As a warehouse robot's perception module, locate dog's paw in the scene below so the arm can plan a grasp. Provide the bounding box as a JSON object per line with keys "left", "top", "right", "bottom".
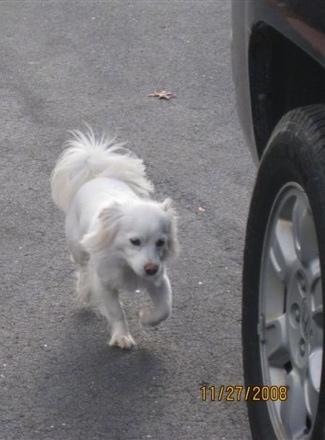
{"left": 108, "top": 333, "right": 136, "bottom": 349}
{"left": 139, "top": 309, "right": 154, "bottom": 327}
{"left": 139, "top": 308, "right": 169, "bottom": 327}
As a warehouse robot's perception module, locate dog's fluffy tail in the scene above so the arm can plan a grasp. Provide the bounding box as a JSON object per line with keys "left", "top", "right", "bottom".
{"left": 51, "top": 128, "right": 154, "bottom": 213}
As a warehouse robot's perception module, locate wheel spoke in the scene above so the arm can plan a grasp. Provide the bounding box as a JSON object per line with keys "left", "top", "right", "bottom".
{"left": 305, "top": 349, "right": 322, "bottom": 420}
{"left": 292, "top": 192, "right": 318, "bottom": 265}
{"left": 269, "top": 228, "right": 294, "bottom": 284}
{"left": 312, "top": 303, "right": 323, "bottom": 330}
{"left": 311, "top": 263, "right": 323, "bottom": 329}
{"left": 310, "top": 303, "right": 323, "bottom": 355}
{"left": 280, "top": 369, "right": 307, "bottom": 437}
{"left": 310, "top": 265, "right": 323, "bottom": 349}
{"left": 264, "top": 314, "right": 290, "bottom": 367}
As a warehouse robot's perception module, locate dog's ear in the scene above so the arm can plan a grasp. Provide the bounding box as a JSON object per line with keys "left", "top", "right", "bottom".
{"left": 161, "top": 198, "right": 180, "bottom": 258}
{"left": 162, "top": 197, "right": 176, "bottom": 215}
{"left": 80, "top": 203, "right": 122, "bottom": 254}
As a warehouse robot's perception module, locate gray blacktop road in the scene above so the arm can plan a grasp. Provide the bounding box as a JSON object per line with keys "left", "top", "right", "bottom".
{"left": 0, "top": 2, "right": 256, "bottom": 440}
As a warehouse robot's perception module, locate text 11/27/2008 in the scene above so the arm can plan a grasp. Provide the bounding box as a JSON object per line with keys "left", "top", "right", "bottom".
{"left": 200, "top": 384, "right": 288, "bottom": 402}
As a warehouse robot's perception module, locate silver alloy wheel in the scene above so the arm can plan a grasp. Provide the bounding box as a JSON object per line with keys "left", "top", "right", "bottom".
{"left": 259, "top": 182, "right": 323, "bottom": 439}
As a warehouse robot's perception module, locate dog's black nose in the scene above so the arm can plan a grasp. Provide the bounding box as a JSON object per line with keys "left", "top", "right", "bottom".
{"left": 144, "top": 263, "right": 159, "bottom": 276}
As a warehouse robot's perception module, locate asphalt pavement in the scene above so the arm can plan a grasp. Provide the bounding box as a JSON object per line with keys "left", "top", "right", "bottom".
{"left": 0, "top": 2, "right": 256, "bottom": 439}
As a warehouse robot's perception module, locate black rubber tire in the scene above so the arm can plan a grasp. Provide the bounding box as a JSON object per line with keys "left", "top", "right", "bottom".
{"left": 243, "top": 105, "right": 325, "bottom": 440}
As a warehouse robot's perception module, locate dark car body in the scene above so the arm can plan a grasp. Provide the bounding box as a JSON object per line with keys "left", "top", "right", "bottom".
{"left": 232, "top": 0, "right": 325, "bottom": 164}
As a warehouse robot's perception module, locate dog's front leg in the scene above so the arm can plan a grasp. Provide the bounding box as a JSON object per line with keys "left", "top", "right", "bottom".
{"left": 95, "top": 280, "right": 135, "bottom": 349}
{"left": 140, "top": 275, "right": 172, "bottom": 327}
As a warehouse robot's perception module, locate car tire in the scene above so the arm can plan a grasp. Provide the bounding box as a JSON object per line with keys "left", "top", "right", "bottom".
{"left": 243, "top": 105, "right": 325, "bottom": 440}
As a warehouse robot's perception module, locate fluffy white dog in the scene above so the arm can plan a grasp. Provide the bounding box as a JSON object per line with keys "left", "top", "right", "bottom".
{"left": 51, "top": 129, "right": 178, "bottom": 348}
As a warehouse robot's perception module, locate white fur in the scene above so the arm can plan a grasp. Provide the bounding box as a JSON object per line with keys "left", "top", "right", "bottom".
{"left": 51, "top": 129, "right": 179, "bottom": 349}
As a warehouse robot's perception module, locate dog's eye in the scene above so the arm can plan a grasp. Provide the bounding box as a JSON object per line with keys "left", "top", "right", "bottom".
{"left": 156, "top": 239, "right": 165, "bottom": 247}
{"left": 130, "top": 238, "right": 141, "bottom": 246}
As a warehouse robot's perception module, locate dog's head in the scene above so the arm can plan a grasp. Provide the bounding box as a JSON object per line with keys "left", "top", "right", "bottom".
{"left": 81, "top": 198, "right": 179, "bottom": 280}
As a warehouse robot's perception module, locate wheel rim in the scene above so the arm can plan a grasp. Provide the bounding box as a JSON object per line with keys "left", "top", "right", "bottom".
{"left": 259, "top": 182, "right": 323, "bottom": 439}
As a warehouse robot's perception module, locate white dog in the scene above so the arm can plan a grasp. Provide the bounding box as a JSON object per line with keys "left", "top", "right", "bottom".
{"left": 51, "top": 129, "right": 178, "bottom": 349}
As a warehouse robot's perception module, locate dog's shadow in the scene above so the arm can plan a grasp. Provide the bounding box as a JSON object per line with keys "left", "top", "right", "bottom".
{"left": 38, "top": 308, "right": 169, "bottom": 438}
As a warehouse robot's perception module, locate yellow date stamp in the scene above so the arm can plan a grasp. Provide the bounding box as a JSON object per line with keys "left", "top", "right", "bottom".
{"left": 200, "top": 384, "right": 288, "bottom": 402}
